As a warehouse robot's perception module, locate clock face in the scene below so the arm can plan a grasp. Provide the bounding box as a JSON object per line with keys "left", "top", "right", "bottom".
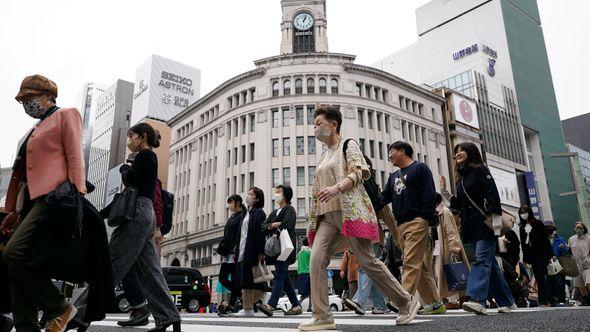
{"left": 294, "top": 13, "right": 314, "bottom": 30}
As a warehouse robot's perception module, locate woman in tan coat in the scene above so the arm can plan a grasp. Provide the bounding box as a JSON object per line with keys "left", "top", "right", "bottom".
{"left": 434, "top": 193, "right": 469, "bottom": 302}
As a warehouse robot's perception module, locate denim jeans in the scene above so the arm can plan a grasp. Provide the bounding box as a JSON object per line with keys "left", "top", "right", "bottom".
{"left": 268, "top": 260, "right": 299, "bottom": 308}
{"left": 466, "top": 238, "right": 514, "bottom": 307}
{"left": 121, "top": 266, "right": 147, "bottom": 308}
{"left": 73, "top": 197, "right": 180, "bottom": 327}
{"left": 352, "top": 269, "right": 387, "bottom": 310}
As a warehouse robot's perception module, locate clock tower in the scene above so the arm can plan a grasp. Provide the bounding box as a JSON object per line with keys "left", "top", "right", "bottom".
{"left": 280, "top": 0, "right": 328, "bottom": 54}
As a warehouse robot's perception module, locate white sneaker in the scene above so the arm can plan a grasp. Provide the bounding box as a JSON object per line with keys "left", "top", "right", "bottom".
{"left": 498, "top": 303, "right": 518, "bottom": 313}
{"left": 235, "top": 309, "right": 256, "bottom": 317}
{"left": 462, "top": 301, "right": 487, "bottom": 315}
{"left": 297, "top": 318, "right": 336, "bottom": 331}
{"left": 396, "top": 296, "right": 421, "bottom": 326}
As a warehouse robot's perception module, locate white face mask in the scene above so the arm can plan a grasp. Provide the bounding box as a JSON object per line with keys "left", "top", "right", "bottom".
{"left": 520, "top": 213, "right": 529, "bottom": 221}
{"left": 314, "top": 127, "right": 331, "bottom": 142}
{"left": 272, "top": 193, "right": 283, "bottom": 203}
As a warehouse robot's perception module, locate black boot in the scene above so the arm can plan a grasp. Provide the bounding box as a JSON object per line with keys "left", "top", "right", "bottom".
{"left": 147, "top": 321, "right": 181, "bottom": 332}
{"left": 117, "top": 305, "right": 151, "bottom": 327}
{"left": 0, "top": 314, "right": 13, "bottom": 332}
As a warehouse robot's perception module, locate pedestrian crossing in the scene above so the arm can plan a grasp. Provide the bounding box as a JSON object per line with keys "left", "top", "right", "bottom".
{"left": 89, "top": 307, "right": 583, "bottom": 331}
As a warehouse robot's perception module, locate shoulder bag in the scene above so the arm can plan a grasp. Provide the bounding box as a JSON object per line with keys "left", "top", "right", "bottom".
{"left": 107, "top": 186, "right": 138, "bottom": 227}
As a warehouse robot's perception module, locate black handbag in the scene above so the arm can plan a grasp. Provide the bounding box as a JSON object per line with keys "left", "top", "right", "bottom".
{"left": 45, "top": 180, "right": 83, "bottom": 237}
{"left": 107, "top": 186, "right": 138, "bottom": 227}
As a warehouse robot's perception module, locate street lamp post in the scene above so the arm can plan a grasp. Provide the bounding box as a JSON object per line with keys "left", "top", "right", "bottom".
{"left": 550, "top": 152, "right": 590, "bottom": 226}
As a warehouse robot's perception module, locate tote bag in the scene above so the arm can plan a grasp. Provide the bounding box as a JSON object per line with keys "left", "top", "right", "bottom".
{"left": 443, "top": 257, "right": 469, "bottom": 292}
{"left": 252, "top": 262, "right": 274, "bottom": 284}
{"left": 277, "top": 229, "right": 294, "bottom": 261}
{"left": 547, "top": 258, "right": 563, "bottom": 276}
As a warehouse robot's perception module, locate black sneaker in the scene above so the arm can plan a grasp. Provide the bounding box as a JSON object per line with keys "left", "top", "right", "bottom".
{"left": 343, "top": 298, "right": 365, "bottom": 315}
{"left": 386, "top": 301, "right": 399, "bottom": 313}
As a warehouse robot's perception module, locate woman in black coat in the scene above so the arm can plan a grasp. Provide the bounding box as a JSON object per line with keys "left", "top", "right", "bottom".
{"left": 217, "top": 195, "right": 246, "bottom": 316}
{"left": 518, "top": 205, "right": 555, "bottom": 306}
{"left": 257, "top": 185, "right": 302, "bottom": 317}
{"left": 234, "top": 187, "right": 267, "bottom": 317}
{"left": 440, "top": 142, "right": 515, "bottom": 315}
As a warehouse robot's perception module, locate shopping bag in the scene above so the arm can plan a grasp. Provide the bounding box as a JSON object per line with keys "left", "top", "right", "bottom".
{"left": 252, "top": 262, "right": 274, "bottom": 284}
{"left": 547, "top": 258, "right": 563, "bottom": 276}
{"left": 558, "top": 256, "right": 580, "bottom": 277}
{"left": 265, "top": 233, "right": 281, "bottom": 257}
{"left": 443, "top": 258, "right": 469, "bottom": 292}
{"left": 277, "top": 229, "right": 294, "bottom": 261}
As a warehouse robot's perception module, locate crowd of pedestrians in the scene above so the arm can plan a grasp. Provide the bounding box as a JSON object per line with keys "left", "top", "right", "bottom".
{"left": 1, "top": 77, "right": 589, "bottom": 332}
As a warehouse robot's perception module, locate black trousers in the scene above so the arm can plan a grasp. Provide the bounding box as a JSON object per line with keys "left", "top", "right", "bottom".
{"left": 219, "top": 263, "right": 240, "bottom": 306}
{"left": 547, "top": 273, "right": 566, "bottom": 303}
{"left": 531, "top": 261, "right": 556, "bottom": 305}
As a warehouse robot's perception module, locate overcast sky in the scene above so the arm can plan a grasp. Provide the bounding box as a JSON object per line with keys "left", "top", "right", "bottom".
{"left": 0, "top": 0, "right": 588, "bottom": 167}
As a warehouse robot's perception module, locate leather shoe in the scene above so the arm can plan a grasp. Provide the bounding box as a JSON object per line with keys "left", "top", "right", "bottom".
{"left": 117, "top": 305, "right": 151, "bottom": 327}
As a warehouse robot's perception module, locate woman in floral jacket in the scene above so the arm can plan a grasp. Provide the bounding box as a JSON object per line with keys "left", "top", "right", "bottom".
{"left": 298, "top": 105, "right": 418, "bottom": 331}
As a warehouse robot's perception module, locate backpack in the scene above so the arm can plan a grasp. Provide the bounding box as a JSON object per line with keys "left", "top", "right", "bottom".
{"left": 342, "top": 139, "right": 385, "bottom": 213}
{"left": 160, "top": 188, "right": 174, "bottom": 236}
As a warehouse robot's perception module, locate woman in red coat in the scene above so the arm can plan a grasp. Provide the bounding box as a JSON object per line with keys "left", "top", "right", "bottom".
{"left": 1, "top": 75, "right": 86, "bottom": 332}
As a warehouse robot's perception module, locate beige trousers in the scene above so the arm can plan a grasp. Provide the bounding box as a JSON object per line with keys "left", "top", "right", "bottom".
{"left": 310, "top": 211, "right": 412, "bottom": 321}
{"left": 242, "top": 289, "right": 264, "bottom": 310}
{"left": 398, "top": 218, "right": 440, "bottom": 304}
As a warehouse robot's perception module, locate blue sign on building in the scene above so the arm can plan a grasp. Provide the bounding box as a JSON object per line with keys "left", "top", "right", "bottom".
{"left": 524, "top": 171, "right": 542, "bottom": 219}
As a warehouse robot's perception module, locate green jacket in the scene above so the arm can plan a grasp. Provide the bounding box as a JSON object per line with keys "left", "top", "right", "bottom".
{"left": 297, "top": 246, "right": 311, "bottom": 274}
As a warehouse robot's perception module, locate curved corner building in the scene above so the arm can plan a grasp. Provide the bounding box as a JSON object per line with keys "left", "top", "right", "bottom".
{"left": 163, "top": 0, "right": 449, "bottom": 301}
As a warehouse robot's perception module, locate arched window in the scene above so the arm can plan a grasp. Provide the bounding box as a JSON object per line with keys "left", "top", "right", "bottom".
{"left": 272, "top": 81, "right": 279, "bottom": 97}
{"left": 284, "top": 80, "right": 291, "bottom": 95}
{"left": 295, "top": 79, "right": 303, "bottom": 94}
{"left": 307, "top": 78, "right": 315, "bottom": 93}
{"left": 331, "top": 79, "right": 339, "bottom": 94}
{"left": 319, "top": 78, "right": 327, "bottom": 93}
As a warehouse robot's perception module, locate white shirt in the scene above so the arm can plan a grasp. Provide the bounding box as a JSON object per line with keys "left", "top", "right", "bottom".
{"left": 238, "top": 209, "right": 250, "bottom": 263}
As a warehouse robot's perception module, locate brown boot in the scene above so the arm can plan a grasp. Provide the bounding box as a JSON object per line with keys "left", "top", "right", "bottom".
{"left": 45, "top": 304, "right": 77, "bottom": 332}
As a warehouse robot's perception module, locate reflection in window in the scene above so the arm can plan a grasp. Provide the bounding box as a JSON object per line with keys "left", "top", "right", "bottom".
{"left": 307, "top": 78, "right": 315, "bottom": 93}
{"left": 331, "top": 79, "right": 338, "bottom": 94}
{"left": 295, "top": 79, "right": 303, "bottom": 94}
{"left": 272, "top": 82, "right": 279, "bottom": 97}
{"left": 284, "top": 80, "right": 291, "bottom": 95}
{"left": 319, "top": 78, "right": 327, "bottom": 93}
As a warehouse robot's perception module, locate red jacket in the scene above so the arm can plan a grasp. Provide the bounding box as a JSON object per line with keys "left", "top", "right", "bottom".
{"left": 5, "top": 108, "right": 86, "bottom": 212}
{"left": 154, "top": 180, "right": 163, "bottom": 228}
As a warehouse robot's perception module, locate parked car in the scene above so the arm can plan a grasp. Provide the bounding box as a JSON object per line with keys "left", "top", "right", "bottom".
{"left": 113, "top": 267, "right": 211, "bottom": 313}
{"left": 277, "top": 294, "right": 342, "bottom": 312}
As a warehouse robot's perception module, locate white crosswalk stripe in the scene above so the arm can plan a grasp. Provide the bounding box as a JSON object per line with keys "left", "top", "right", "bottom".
{"left": 91, "top": 307, "right": 571, "bottom": 331}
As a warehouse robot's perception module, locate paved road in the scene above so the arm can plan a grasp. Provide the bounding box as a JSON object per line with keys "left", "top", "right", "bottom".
{"left": 85, "top": 307, "right": 590, "bottom": 331}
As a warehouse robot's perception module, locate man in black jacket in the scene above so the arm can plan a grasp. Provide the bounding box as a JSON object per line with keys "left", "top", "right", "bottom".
{"left": 381, "top": 141, "right": 444, "bottom": 314}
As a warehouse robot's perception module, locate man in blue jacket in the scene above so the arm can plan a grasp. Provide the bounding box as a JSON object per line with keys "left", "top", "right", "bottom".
{"left": 545, "top": 220, "right": 567, "bottom": 304}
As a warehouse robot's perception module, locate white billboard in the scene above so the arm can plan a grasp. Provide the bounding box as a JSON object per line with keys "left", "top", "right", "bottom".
{"left": 489, "top": 166, "right": 520, "bottom": 208}
{"left": 452, "top": 93, "right": 479, "bottom": 129}
{"left": 105, "top": 164, "right": 124, "bottom": 207}
{"left": 131, "top": 54, "right": 201, "bottom": 125}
